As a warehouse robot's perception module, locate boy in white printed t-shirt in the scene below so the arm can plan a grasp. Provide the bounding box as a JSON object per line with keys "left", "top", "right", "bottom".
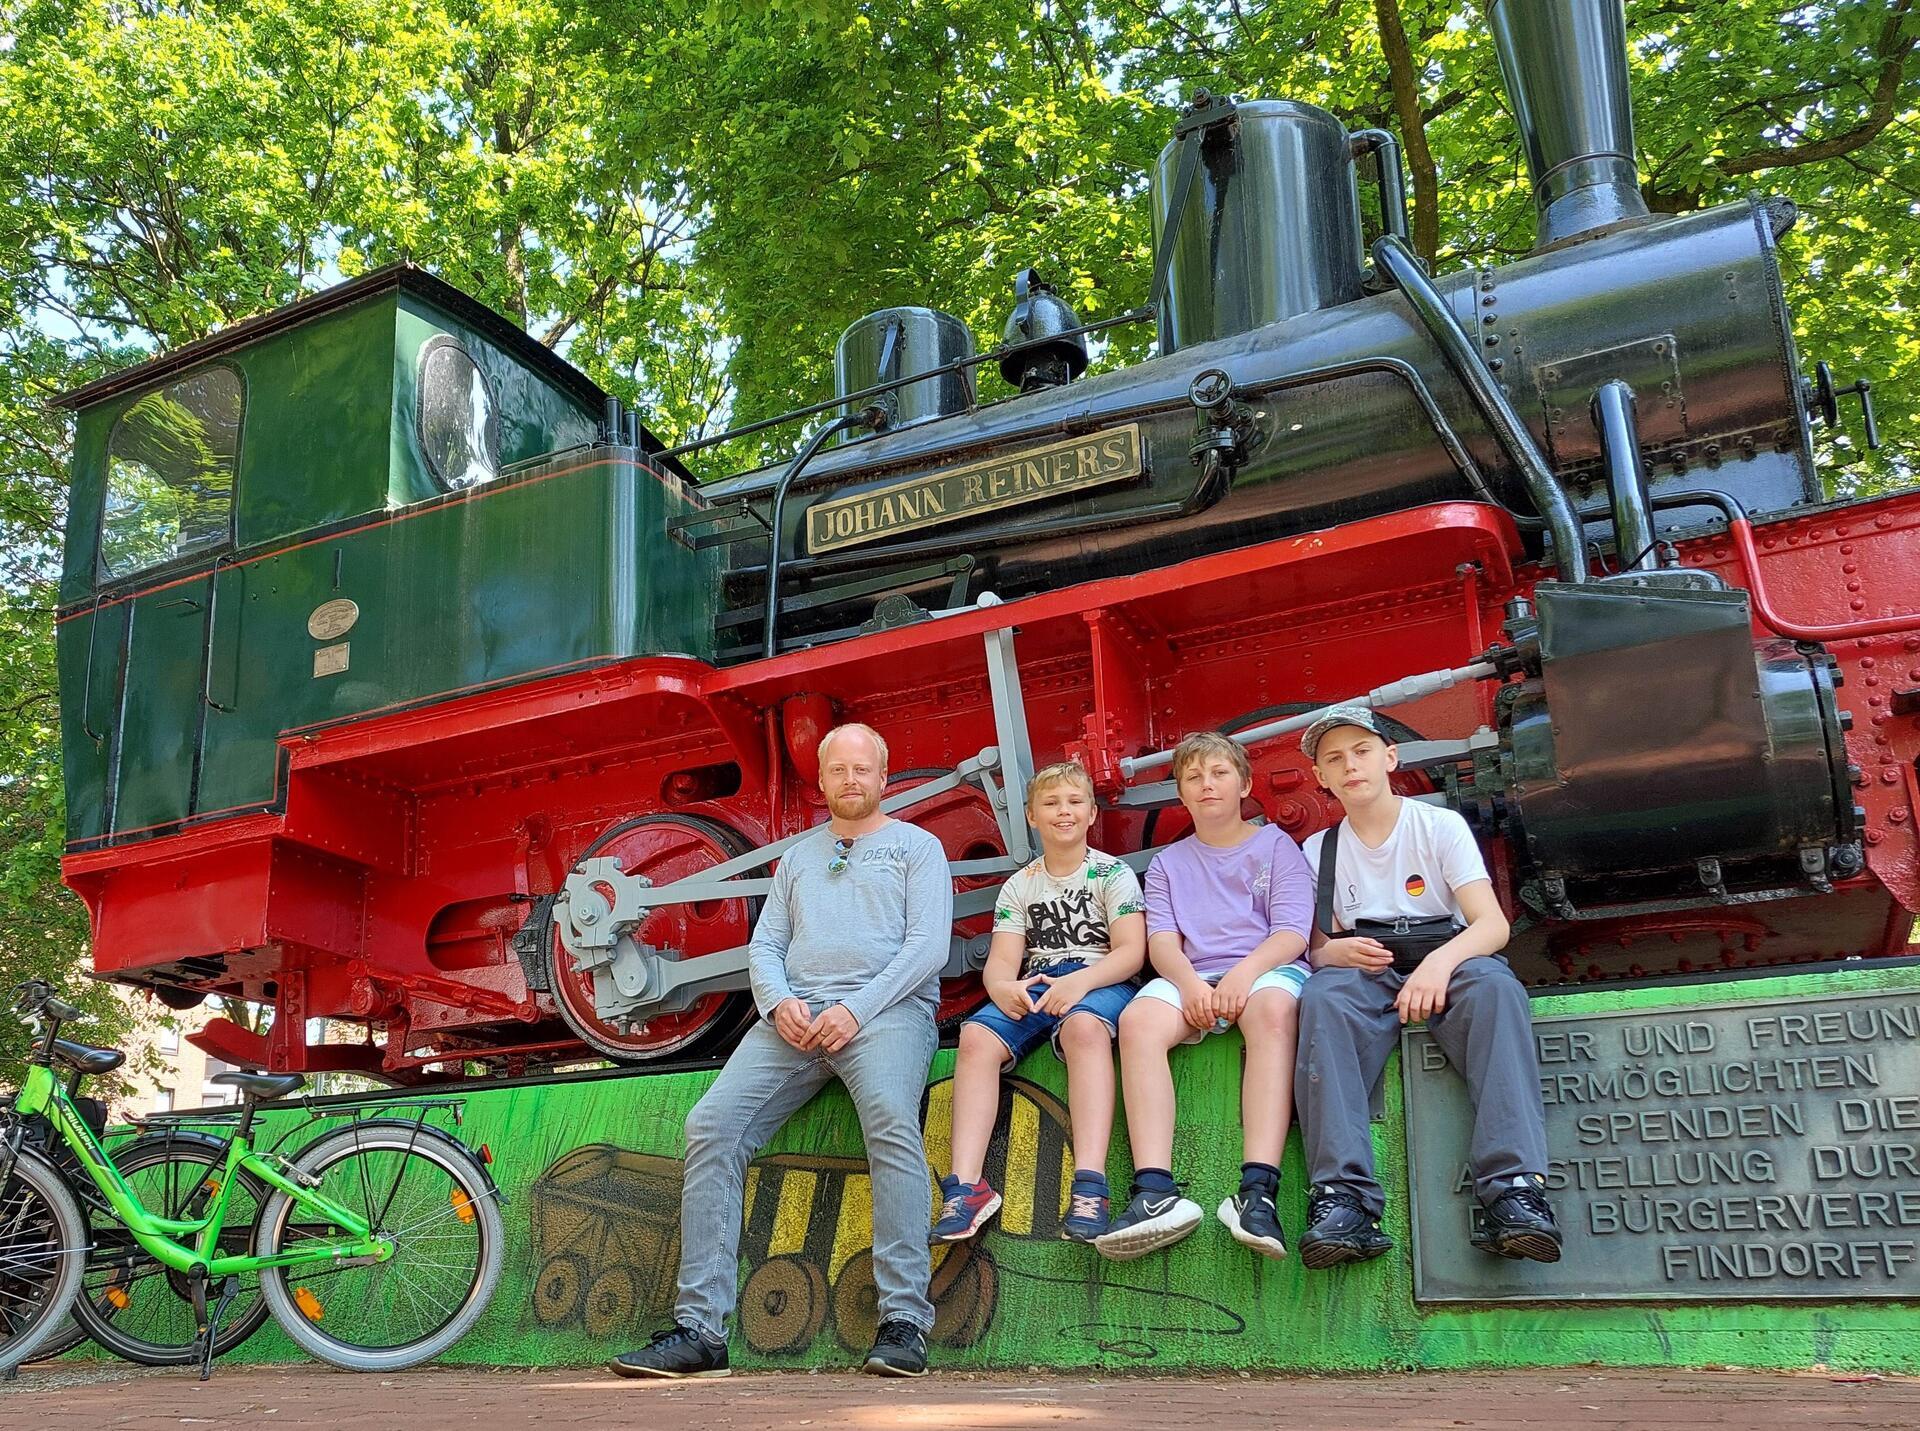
{"left": 1293, "top": 706, "right": 1561, "bottom": 1269}
{"left": 931, "top": 762, "right": 1147, "bottom": 1245}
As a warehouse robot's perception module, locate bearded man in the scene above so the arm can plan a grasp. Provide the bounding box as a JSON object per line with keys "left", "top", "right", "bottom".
{"left": 609, "top": 723, "right": 953, "bottom": 1380}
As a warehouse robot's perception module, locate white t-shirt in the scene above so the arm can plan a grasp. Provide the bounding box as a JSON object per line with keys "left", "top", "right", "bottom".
{"left": 1300, "top": 798, "right": 1489, "bottom": 931}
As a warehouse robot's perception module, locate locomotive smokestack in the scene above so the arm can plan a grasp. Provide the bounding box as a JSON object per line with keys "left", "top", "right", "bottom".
{"left": 1488, "top": 0, "right": 1651, "bottom": 250}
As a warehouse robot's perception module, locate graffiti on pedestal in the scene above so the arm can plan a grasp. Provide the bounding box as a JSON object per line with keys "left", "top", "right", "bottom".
{"left": 523, "top": 1073, "right": 1077, "bottom": 1353}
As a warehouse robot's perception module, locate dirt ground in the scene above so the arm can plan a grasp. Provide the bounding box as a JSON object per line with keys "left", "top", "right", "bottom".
{"left": 3, "top": 1362, "right": 1916, "bottom": 1430}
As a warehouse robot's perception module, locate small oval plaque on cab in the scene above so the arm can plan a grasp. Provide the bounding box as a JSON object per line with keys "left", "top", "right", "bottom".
{"left": 307, "top": 598, "right": 360, "bottom": 641}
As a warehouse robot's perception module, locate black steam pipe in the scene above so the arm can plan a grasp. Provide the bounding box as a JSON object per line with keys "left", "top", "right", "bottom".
{"left": 1370, "top": 233, "right": 1587, "bottom": 582}
{"left": 763, "top": 408, "right": 888, "bottom": 658}
{"left": 1349, "top": 129, "right": 1411, "bottom": 246}
{"left": 1591, "top": 380, "right": 1658, "bottom": 571}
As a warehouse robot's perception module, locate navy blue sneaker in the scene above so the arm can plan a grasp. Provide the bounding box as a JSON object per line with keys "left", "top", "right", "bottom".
{"left": 608, "top": 1324, "right": 729, "bottom": 1379}
{"left": 1092, "top": 1182, "right": 1201, "bottom": 1260}
{"left": 863, "top": 1318, "right": 929, "bottom": 1376}
{"left": 1299, "top": 1185, "right": 1394, "bottom": 1269}
{"left": 930, "top": 1174, "right": 1002, "bottom": 1243}
{"left": 1472, "top": 1175, "right": 1562, "bottom": 1262}
{"left": 1218, "top": 1179, "right": 1288, "bottom": 1261}
{"left": 1060, "top": 1175, "right": 1111, "bottom": 1243}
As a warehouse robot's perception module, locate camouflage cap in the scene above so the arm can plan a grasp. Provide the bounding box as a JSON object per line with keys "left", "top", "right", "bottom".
{"left": 1299, "top": 704, "right": 1387, "bottom": 759}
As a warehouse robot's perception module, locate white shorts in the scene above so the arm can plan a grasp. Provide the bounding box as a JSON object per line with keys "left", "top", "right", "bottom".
{"left": 1134, "top": 963, "right": 1311, "bottom": 1045}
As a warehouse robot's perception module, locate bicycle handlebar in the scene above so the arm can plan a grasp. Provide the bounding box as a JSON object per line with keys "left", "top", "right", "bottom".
{"left": 13, "top": 981, "right": 84, "bottom": 1024}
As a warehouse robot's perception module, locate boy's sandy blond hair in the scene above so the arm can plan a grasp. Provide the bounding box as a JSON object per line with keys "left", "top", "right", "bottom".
{"left": 1024, "top": 760, "right": 1097, "bottom": 811}
{"left": 1169, "top": 730, "right": 1252, "bottom": 786}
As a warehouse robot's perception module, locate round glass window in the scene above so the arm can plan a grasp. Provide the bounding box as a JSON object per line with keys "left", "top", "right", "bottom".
{"left": 417, "top": 337, "right": 501, "bottom": 490}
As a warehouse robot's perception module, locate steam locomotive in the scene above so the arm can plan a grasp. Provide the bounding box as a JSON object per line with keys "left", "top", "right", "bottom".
{"left": 53, "top": 0, "right": 1917, "bottom": 1081}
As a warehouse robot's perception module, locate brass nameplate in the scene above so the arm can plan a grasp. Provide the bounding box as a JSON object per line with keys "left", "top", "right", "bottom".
{"left": 805, "top": 423, "right": 1143, "bottom": 555}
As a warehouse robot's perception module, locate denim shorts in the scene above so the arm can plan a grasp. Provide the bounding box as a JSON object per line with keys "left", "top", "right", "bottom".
{"left": 964, "top": 961, "right": 1137, "bottom": 1063}
{"left": 1134, "top": 962, "right": 1311, "bottom": 1045}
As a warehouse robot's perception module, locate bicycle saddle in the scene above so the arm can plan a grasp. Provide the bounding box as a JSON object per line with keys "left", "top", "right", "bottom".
{"left": 209, "top": 1070, "right": 306, "bottom": 1100}
{"left": 51, "top": 1037, "right": 125, "bottom": 1076}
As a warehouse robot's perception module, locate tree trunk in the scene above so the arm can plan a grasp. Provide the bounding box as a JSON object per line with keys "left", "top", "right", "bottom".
{"left": 1373, "top": 0, "right": 1441, "bottom": 265}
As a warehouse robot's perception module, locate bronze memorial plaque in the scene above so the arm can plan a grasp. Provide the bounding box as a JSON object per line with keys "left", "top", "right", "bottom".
{"left": 1403, "top": 986, "right": 1920, "bottom": 1301}
{"left": 804, "top": 423, "right": 1143, "bottom": 555}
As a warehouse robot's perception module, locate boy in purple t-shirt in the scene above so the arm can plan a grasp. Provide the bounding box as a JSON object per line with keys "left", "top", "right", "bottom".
{"left": 1093, "top": 732, "right": 1315, "bottom": 1262}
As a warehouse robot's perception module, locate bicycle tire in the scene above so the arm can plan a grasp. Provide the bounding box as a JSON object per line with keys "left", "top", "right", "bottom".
{"left": 21, "top": 1315, "right": 88, "bottom": 1363}
{"left": 254, "top": 1123, "right": 502, "bottom": 1371}
{"left": 0, "top": 1148, "right": 88, "bottom": 1369}
{"left": 70, "top": 1131, "right": 271, "bottom": 1367}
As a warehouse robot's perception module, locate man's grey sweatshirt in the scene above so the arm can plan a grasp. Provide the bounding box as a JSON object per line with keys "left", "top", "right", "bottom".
{"left": 746, "top": 819, "right": 954, "bottom": 1029}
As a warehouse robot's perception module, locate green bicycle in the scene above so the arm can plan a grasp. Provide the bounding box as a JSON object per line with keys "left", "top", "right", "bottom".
{"left": 0, "top": 982, "right": 504, "bottom": 1376}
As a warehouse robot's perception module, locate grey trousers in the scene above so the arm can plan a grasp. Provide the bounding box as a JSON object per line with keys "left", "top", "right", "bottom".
{"left": 1296, "top": 958, "right": 1548, "bottom": 1214}
{"left": 673, "top": 1000, "right": 939, "bottom": 1340}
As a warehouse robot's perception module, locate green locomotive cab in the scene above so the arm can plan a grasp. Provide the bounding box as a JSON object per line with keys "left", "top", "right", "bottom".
{"left": 56, "top": 266, "right": 716, "bottom": 850}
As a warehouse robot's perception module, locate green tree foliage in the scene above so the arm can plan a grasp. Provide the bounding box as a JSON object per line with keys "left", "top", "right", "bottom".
{"left": 0, "top": 0, "right": 1912, "bottom": 1075}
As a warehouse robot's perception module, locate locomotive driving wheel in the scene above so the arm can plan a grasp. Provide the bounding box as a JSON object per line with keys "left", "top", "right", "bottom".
{"left": 547, "top": 812, "right": 762, "bottom": 1063}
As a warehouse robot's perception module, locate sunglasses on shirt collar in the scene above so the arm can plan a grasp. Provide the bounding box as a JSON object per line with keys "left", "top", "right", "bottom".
{"left": 828, "top": 836, "right": 855, "bottom": 874}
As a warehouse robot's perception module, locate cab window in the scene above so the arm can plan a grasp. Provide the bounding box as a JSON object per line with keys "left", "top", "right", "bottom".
{"left": 99, "top": 366, "right": 243, "bottom": 580}
{"left": 417, "top": 336, "right": 500, "bottom": 491}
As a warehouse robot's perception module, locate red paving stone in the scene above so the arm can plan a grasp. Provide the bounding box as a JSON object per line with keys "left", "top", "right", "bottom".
{"left": 3, "top": 1364, "right": 1917, "bottom": 1430}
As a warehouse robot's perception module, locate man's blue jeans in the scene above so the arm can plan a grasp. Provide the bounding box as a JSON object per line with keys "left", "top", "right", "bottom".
{"left": 673, "top": 999, "right": 940, "bottom": 1339}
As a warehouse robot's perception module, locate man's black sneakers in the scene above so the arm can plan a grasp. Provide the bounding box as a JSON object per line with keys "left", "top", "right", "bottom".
{"left": 1217, "top": 1180, "right": 1288, "bottom": 1261}
{"left": 1298, "top": 1185, "right": 1394, "bottom": 1269}
{"left": 607, "top": 1323, "right": 730, "bottom": 1379}
{"left": 1472, "top": 1176, "right": 1563, "bottom": 1262}
{"left": 1093, "top": 1182, "right": 1203, "bottom": 1261}
{"left": 863, "top": 1318, "right": 929, "bottom": 1376}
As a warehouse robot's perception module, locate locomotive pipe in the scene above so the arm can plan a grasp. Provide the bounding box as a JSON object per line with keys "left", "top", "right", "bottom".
{"left": 1650, "top": 491, "right": 1920, "bottom": 643}
{"left": 763, "top": 408, "right": 887, "bottom": 657}
{"left": 1591, "top": 380, "right": 1658, "bottom": 570}
{"left": 1371, "top": 233, "right": 1587, "bottom": 581}
{"left": 1119, "top": 658, "right": 1498, "bottom": 778}
{"left": 1348, "top": 129, "right": 1411, "bottom": 248}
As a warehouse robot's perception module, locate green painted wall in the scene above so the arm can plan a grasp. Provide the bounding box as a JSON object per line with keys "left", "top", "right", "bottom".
{"left": 217, "top": 963, "right": 1920, "bottom": 1373}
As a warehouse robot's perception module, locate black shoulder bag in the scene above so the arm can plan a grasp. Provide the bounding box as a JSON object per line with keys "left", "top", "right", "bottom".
{"left": 1315, "top": 818, "right": 1463, "bottom": 974}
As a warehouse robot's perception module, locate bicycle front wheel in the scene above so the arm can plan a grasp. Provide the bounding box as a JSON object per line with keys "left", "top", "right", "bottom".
{"left": 254, "top": 1123, "right": 502, "bottom": 1371}
{"left": 0, "top": 1147, "right": 88, "bottom": 1369}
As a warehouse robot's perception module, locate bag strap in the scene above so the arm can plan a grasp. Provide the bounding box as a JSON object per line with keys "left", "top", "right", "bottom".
{"left": 1315, "top": 818, "right": 1342, "bottom": 938}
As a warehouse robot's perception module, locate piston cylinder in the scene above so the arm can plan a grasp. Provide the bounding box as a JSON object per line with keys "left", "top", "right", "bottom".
{"left": 1150, "top": 100, "right": 1366, "bottom": 354}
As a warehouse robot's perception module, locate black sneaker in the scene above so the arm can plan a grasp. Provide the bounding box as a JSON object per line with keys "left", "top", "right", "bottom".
{"left": 1217, "top": 1182, "right": 1288, "bottom": 1261}
{"left": 863, "top": 1317, "right": 929, "bottom": 1377}
{"left": 1092, "top": 1183, "right": 1202, "bottom": 1261}
{"left": 1472, "top": 1176, "right": 1562, "bottom": 1262}
{"left": 608, "top": 1323, "right": 730, "bottom": 1379}
{"left": 1299, "top": 1185, "right": 1394, "bottom": 1269}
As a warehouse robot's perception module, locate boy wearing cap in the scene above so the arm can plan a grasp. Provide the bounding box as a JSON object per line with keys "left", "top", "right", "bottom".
{"left": 1293, "top": 706, "right": 1560, "bottom": 1269}
{"left": 1094, "top": 731, "right": 1315, "bottom": 1262}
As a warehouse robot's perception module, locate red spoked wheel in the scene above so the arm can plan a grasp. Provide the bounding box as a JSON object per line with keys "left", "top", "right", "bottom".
{"left": 548, "top": 813, "right": 762, "bottom": 1062}
{"left": 887, "top": 770, "right": 1003, "bottom": 1030}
